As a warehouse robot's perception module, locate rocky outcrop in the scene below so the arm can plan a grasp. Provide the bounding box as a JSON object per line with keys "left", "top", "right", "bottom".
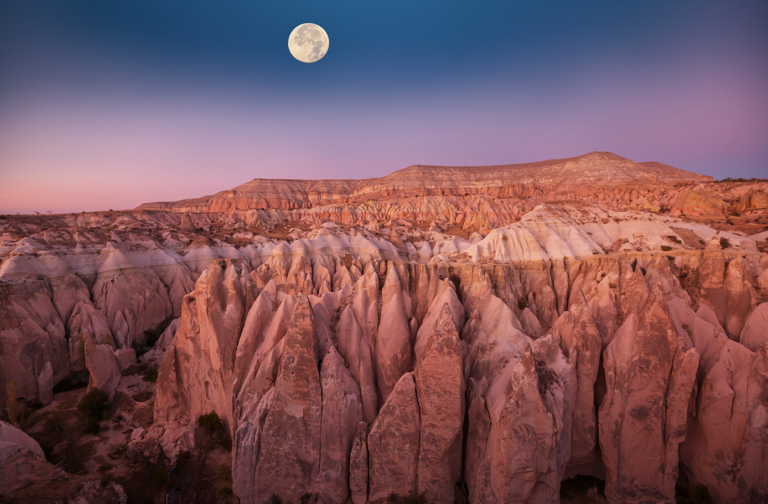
{"left": 414, "top": 305, "right": 464, "bottom": 503}
{"left": 138, "top": 152, "right": 712, "bottom": 218}
{"left": 349, "top": 422, "right": 369, "bottom": 504}
{"left": 670, "top": 189, "right": 728, "bottom": 216}
{"left": 141, "top": 317, "right": 180, "bottom": 365}
{"left": 599, "top": 283, "right": 700, "bottom": 503}
{"left": 0, "top": 280, "right": 69, "bottom": 407}
{"left": 67, "top": 300, "right": 114, "bottom": 374}
{"left": 92, "top": 249, "right": 174, "bottom": 348}
{"left": 250, "top": 295, "right": 322, "bottom": 502}
{"left": 316, "top": 346, "right": 364, "bottom": 503}
{"left": 368, "top": 373, "right": 420, "bottom": 502}
{"left": 4, "top": 156, "right": 768, "bottom": 502}
{"left": 154, "top": 260, "right": 257, "bottom": 432}
{"left": 550, "top": 290, "right": 601, "bottom": 471}
{"left": 740, "top": 302, "right": 768, "bottom": 351}
{"left": 0, "top": 420, "right": 66, "bottom": 496}
{"left": 374, "top": 265, "right": 412, "bottom": 404}
{"left": 465, "top": 335, "right": 575, "bottom": 504}
{"left": 679, "top": 340, "right": 767, "bottom": 504}
{"left": 83, "top": 331, "right": 120, "bottom": 401}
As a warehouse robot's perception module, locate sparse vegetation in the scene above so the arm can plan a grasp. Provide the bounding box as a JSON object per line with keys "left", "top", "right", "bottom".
{"left": 44, "top": 412, "right": 65, "bottom": 436}
{"left": 268, "top": 494, "right": 284, "bottom": 504}
{"left": 198, "top": 411, "right": 224, "bottom": 432}
{"left": 108, "top": 443, "right": 128, "bottom": 460}
{"left": 665, "top": 235, "right": 682, "bottom": 244}
{"left": 218, "top": 463, "right": 232, "bottom": 482}
{"left": 684, "top": 483, "right": 714, "bottom": 504}
{"left": 631, "top": 258, "right": 638, "bottom": 271}
{"left": 60, "top": 430, "right": 82, "bottom": 473}
{"left": 196, "top": 411, "right": 232, "bottom": 450}
{"left": 143, "top": 367, "right": 159, "bottom": 383}
{"left": 660, "top": 245, "right": 672, "bottom": 251}
{"left": 535, "top": 359, "right": 558, "bottom": 396}
{"left": 517, "top": 296, "right": 528, "bottom": 310}
{"left": 719, "top": 176, "right": 768, "bottom": 183}
{"left": 402, "top": 492, "right": 427, "bottom": 504}
{"left": 35, "top": 412, "right": 67, "bottom": 457}
{"left": 143, "top": 327, "right": 161, "bottom": 348}
{"left": 77, "top": 389, "right": 110, "bottom": 434}
{"left": 720, "top": 237, "right": 731, "bottom": 249}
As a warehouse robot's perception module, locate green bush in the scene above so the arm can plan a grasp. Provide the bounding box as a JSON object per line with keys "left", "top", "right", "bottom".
{"left": 198, "top": 411, "right": 224, "bottom": 432}
{"left": 720, "top": 237, "right": 731, "bottom": 249}
{"left": 267, "top": 495, "right": 283, "bottom": 504}
{"left": 143, "top": 367, "right": 158, "bottom": 383}
{"left": 78, "top": 389, "right": 109, "bottom": 433}
{"left": 631, "top": 258, "right": 638, "bottom": 271}
{"left": 661, "top": 245, "right": 672, "bottom": 251}
{"left": 174, "top": 450, "right": 192, "bottom": 471}
{"left": 665, "top": 235, "right": 682, "bottom": 244}
{"left": 44, "top": 412, "right": 66, "bottom": 436}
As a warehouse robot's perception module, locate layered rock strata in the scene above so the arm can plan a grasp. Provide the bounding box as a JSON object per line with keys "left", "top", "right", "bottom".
{"left": 1, "top": 152, "right": 768, "bottom": 502}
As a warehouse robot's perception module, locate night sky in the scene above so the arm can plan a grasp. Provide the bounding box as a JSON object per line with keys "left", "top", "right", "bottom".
{"left": 1, "top": 1, "right": 767, "bottom": 213}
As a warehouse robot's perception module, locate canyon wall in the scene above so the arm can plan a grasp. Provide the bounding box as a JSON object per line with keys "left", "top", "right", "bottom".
{"left": 2, "top": 152, "right": 768, "bottom": 502}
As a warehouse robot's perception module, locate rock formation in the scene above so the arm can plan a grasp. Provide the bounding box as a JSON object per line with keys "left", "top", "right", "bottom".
{"left": 599, "top": 284, "right": 700, "bottom": 503}
{"left": 1, "top": 151, "right": 767, "bottom": 502}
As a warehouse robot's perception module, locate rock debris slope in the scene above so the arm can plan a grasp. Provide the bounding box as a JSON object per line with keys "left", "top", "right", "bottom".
{"left": 2, "top": 152, "right": 768, "bottom": 502}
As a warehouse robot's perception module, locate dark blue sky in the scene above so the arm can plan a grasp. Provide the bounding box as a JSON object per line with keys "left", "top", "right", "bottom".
{"left": 1, "top": 1, "right": 767, "bottom": 212}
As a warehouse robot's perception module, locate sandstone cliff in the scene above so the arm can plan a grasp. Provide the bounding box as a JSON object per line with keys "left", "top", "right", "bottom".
{"left": 2, "top": 152, "right": 767, "bottom": 502}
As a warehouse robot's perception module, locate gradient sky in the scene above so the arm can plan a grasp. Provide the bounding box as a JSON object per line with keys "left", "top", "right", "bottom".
{"left": 1, "top": 1, "right": 767, "bottom": 214}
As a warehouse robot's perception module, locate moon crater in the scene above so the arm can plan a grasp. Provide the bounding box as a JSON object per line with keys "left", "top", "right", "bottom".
{"left": 288, "top": 23, "right": 329, "bottom": 63}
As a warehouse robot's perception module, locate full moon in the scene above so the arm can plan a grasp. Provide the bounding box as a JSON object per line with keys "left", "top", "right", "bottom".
{"left": 288, "top": 23, "right": 329, "bottom": 63}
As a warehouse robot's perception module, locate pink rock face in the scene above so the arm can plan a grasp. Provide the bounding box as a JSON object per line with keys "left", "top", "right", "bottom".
{"left": 618, "top": 258, "right": 649, "bottom": 325}
{"left": 374, "top": 265, "right": 412, "bottom": 404}
{"left": 6, "top": 159, "right": 768, "bottom": 501}
{"left": 679, "top": 340, "right": 760, "bottom": 503}
{"left": 154, "top": 260, "right": 257, "bottom": 431}
{"left": 599, "top": 283, "right": 699, "bottom": 504}
{"left": 0, "top": 420, "right": 66, "bottom": 495}
{"left": 723, "top": 257, "right": 756, "bottom": 339}
{"left": 348, "top": 422, "right": 368, "bottom": 504}
{"left": 67, "top": 300, "right": 114, "bottom": 374}
{"left": 467, "top": 339, "right": 574, "bottom": 504}
{"left": 368, "top": 372, "right": 420, "bottom": 502}
{"left": 316, "top": 346, "right": 364, "bottom": 503}
{"left": 414, "top": 305, "right": 465, "bottom": 503}
{"left": 740, "top": 302, "right": 768, "bottom": 351}
{"left": 232, "top": 281, "right": 296, "bottom": 418}
{"left": 0, "top": 280, "right": 69, "bottom": 408}
{"left": 550, "top": 290, "right": 601, "bottom": 468}
{"left": 83, "top": 331, "right": 120, "bottom": 401}
{"left": 253, "top": 295, "right": 323, "bottom": 502}
{"left": 92, "top": 251, "right": 173, "bottom": 348}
